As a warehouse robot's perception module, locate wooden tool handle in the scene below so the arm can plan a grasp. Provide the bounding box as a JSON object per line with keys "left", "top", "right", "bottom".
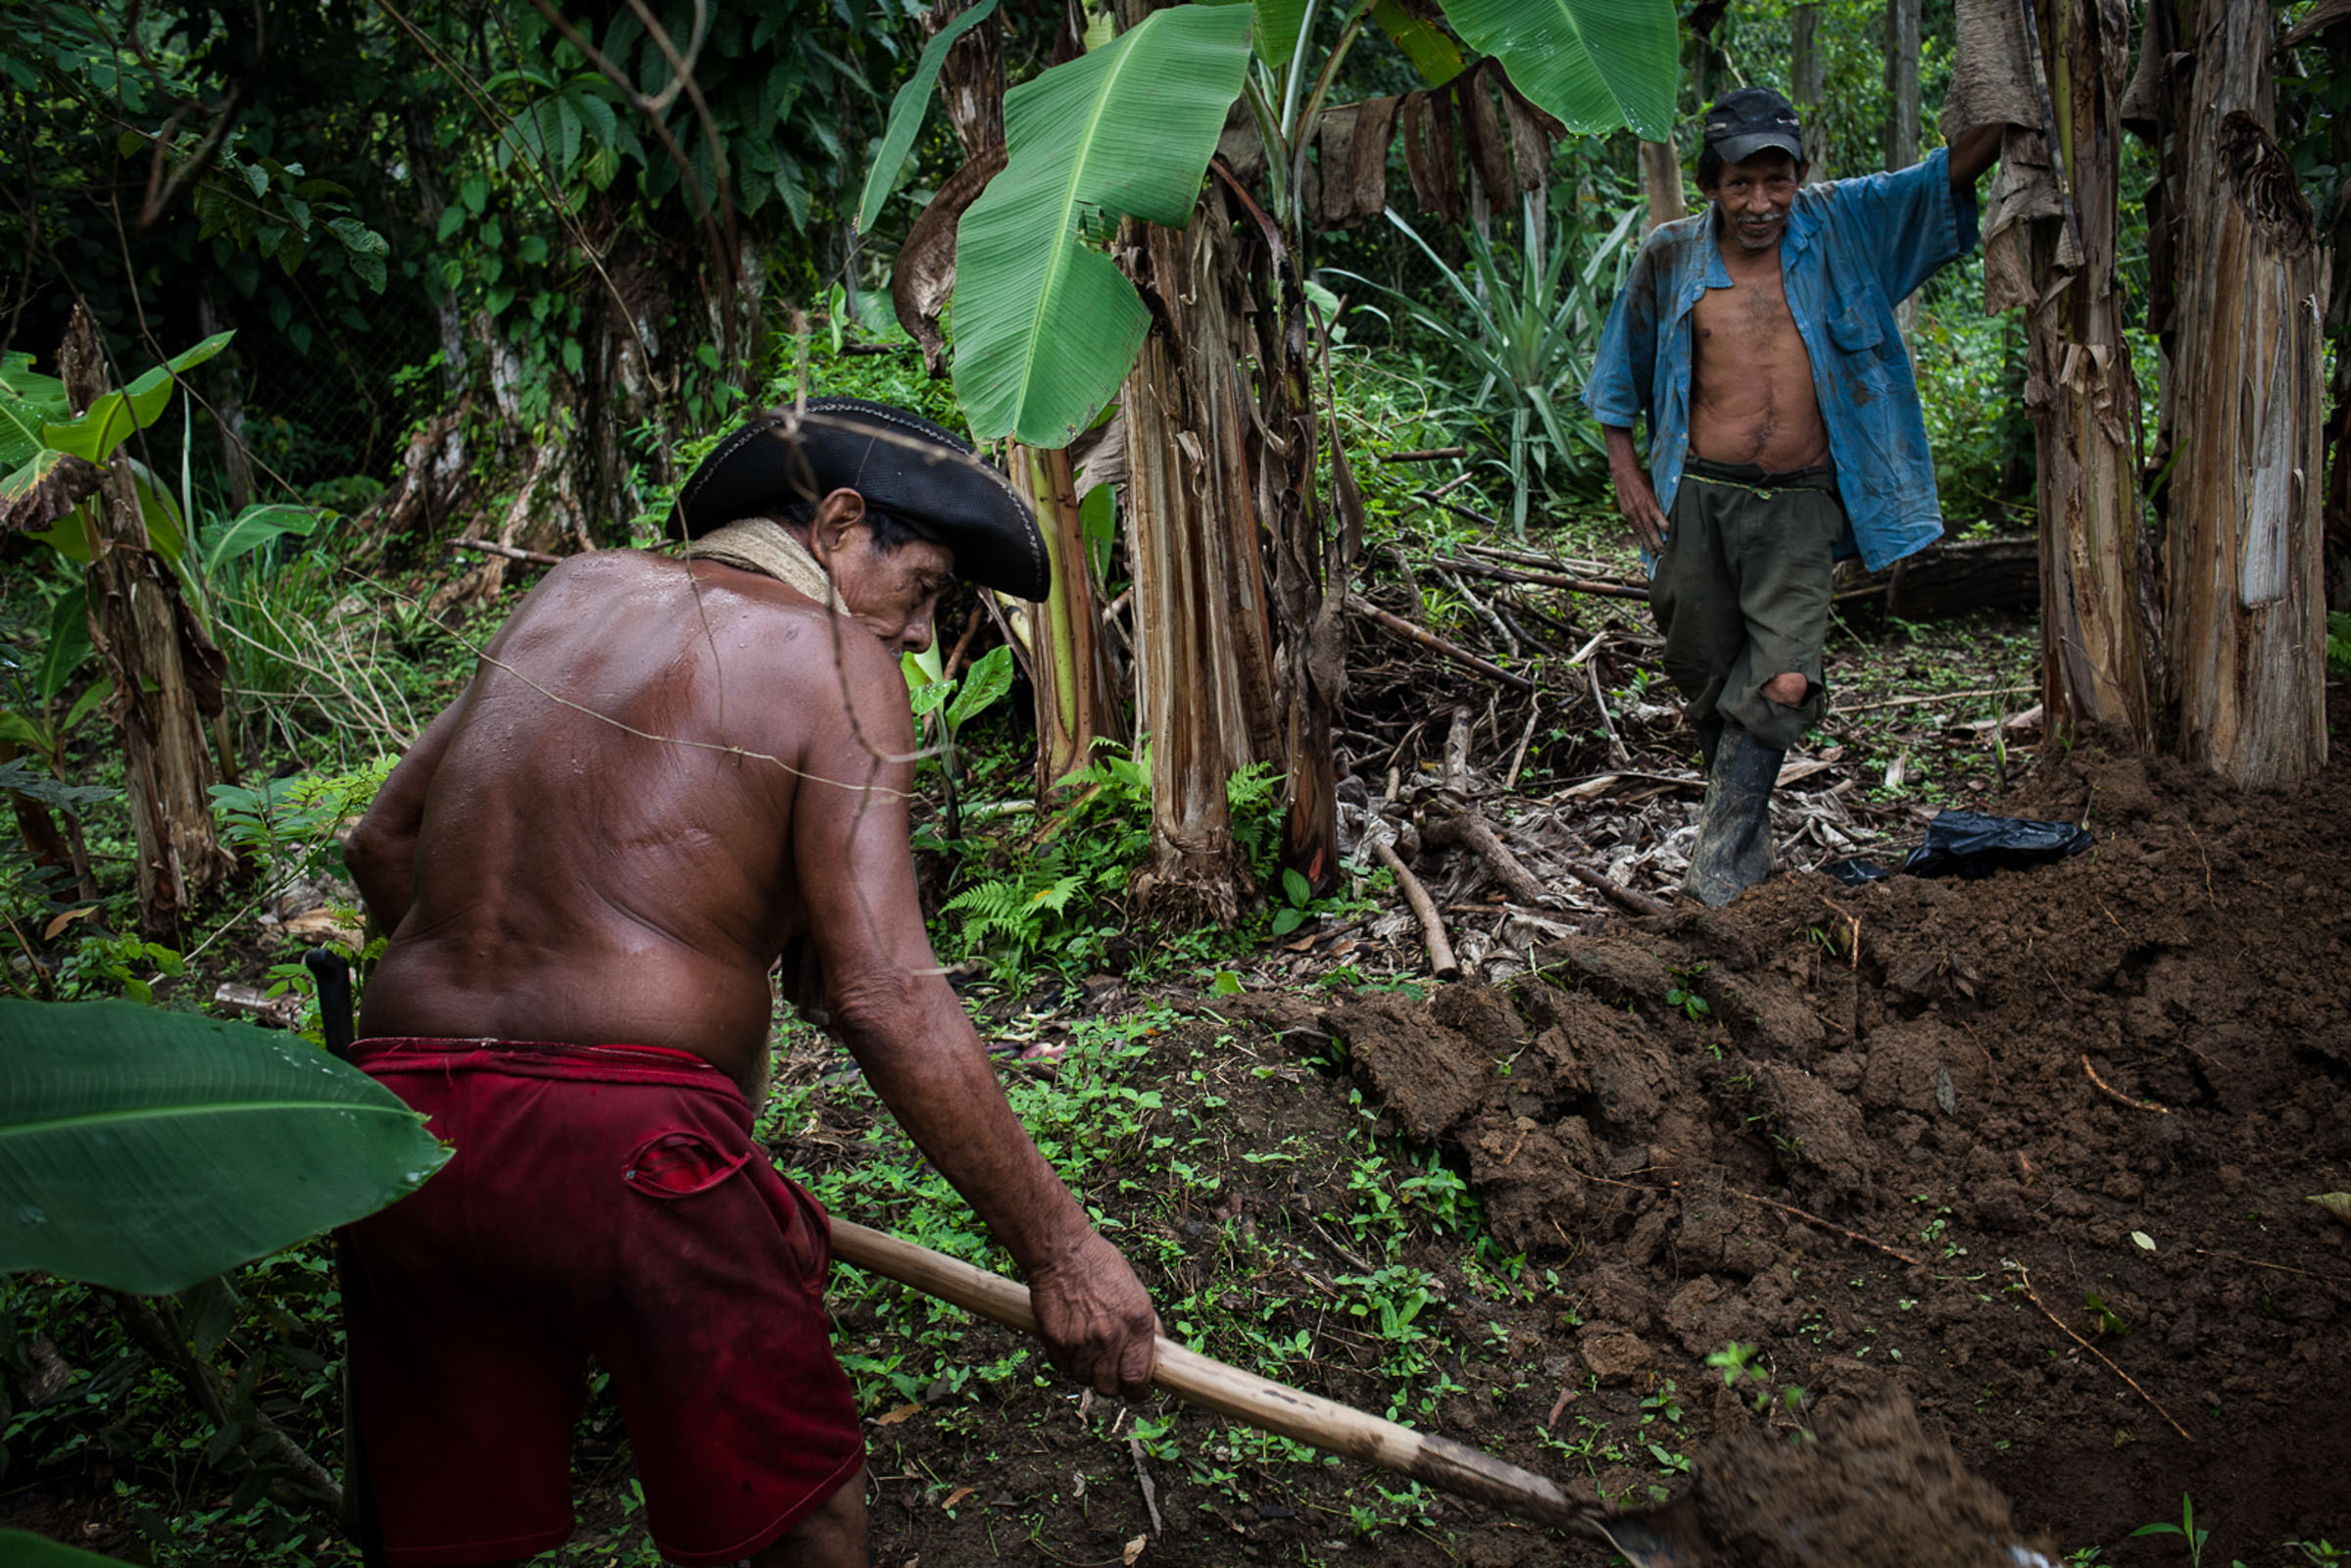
{"left": 827, "top": 1219, "right": 1610, "bottom": 1541}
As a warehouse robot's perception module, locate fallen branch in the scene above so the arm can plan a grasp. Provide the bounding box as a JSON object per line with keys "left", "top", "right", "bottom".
{"left": 1371, "top": 838, "right": 1459, "bottom": 979}
{"left": 452, "top": 537, "right": 564, "bottom": 567}
{"left": 1378, "top": 446, "right": 1467, "bottom": 464}
{"left": 1836, "top": 684, "right": 2036, "bottom": 714}
{"left": 2191, "top": 1248, "right": 2351, "bottom": 1285}
{"left": 1422, "top": 806, "right": 1553, "bottom": 907}
{"left": 1437, "top": 555, "right": 1652, "bottom": 602}
{"left": 2082, "top": 1054, "right": 2171, "bottom": 1114}
{"left": 2008, "top": 1263, "right": 2192, "bottom": 1443}
{"left": 1347, "top": 595, "right": 1533, "bottom": 692}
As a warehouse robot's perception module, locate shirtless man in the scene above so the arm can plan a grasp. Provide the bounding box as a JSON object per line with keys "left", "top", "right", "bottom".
{"left": 1586, "top": 87, "right": 2003, "bottom": 904}
{"left": 341, "top": 398, "right": 1156, "bottom": 1567}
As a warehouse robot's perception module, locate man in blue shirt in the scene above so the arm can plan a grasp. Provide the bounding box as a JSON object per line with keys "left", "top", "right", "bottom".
{"left": 1585, "top": 87, "right": 2003, "bottom": 905}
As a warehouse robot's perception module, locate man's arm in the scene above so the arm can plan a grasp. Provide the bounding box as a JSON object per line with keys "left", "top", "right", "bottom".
{"left": 344, "top": 703, "right": 464, "bottom": 935}
{"left": 1605, "top": 424, "right": 1669, "bottom": 554}
{"left": 790, "top": 628, "right": 1157, "bottom": 1399}
{"left": 1947, "top": 122, "right": 2003, "bottom": 190}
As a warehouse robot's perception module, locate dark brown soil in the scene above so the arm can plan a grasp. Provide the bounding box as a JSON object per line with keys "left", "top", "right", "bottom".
{"left": 1189, "top": 741, "right": 2351, "bottom": 1564}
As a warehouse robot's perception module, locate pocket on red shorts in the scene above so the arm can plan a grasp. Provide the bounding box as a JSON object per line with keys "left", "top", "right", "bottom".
{"left": 621, "top": 1131, "right": 752, "bottom": 1198}
{"left": 775, "top": 1176, "right": 832, "bottom": 1288}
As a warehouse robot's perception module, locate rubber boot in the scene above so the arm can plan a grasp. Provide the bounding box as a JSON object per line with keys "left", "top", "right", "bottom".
{"left": 1682, "top": 724, "right": 1783, "bottom": 906}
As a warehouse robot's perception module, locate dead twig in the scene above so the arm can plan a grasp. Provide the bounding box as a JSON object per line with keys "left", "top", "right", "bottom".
{"left": 1834, "top": 684, "right": 2036, "bottom": 713}
{"left": 1371, "top": 838, "right": 1459, "bottom": 979}
{"left": 453, "top": 537, "right": 564, "bottom": 567}
{"left": 1502, "top": 706, "right": 1541, "bottom": 792}
{"left": 2082, "top": 1055, "right": 2171, "bottom": 1114}
{"left": 1378, "top": 446, "right": 1467, "bottom": 464}
{"left": 2009, "top": 1263, "right": 2192, "bottom": 1443}
{"left": 1720, "top": 1189, "right": 1922, "bottom": 1267}
{"left": 1422, "top": 805, "right": 1551, "bottom": 907}
{"left": 2191, "top": 1248, "right": 2351, "bottom": 1285}
{"left": 1436, "top": 555, "right": 1653, "bottom": 602}
{"left": 1347, "top": 595, "right": 1533, "bottom": 692}
{"left": 1587, "top": 660, "right": 1630, "bottom": 767}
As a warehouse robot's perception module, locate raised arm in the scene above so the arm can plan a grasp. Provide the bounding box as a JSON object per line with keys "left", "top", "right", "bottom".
{"left": 789, "top": 626, "right": 1157, "bottom": 1398}
{"left": 1947, "top": 122, "right": 2004, "bottom": 191}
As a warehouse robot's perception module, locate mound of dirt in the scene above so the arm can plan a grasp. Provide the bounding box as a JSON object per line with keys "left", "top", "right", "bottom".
{"left": 1222, "top": 743, "right": 2351, "bottom": 1553}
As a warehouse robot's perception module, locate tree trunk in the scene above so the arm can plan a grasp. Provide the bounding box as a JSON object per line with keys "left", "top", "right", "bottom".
{"left": 2158, "top": 0, "right": 2327, "bottom": 784}
{"left": 2025, "top": 0, "right": 2156, "bottom": 743}
{"left": 1886, "top": 0, "right": 1922, "bottom": 171}
{"left": 1118, "top": 203, "right": 1281, "bottom": 925}
{"left": 1791, "top": 5, "right": 1831, "bottom": 180}
{"left": 61, "top": 308, "right": 232, "bottom": 936}
{"left": 1640, "top": 138, "right": 1687, "bottom": 231}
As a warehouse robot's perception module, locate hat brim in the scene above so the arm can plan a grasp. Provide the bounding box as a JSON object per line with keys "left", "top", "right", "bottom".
{"left": 1709, "top": 130, "right": 1806, "bottom": 167}
{"left": 668, "top": 398, "right": 1050, "bottom": 602}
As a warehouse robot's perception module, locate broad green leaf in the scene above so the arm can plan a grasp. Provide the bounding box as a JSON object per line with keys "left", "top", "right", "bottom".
{"left": 0, "top": 1528, "right": 131, "bottom": 1566}
{"left": 64, "top": 677, "right": 112, "bottom": 734}
{"left": 0, "top": 393, "right": 57, "bottom": 470}
{"left": 126, "top": 462, "right": 183, "bottom": 564}
{"left": 36, "top": 587, "right": 89, "bottom": 702}
{"left": 952, "top": 4, "right": 1254, "bottom": 445}
{"left": 1441, "top": 0, "right": 1677, "bottom": 138}
{"left": 35, "top": 333, "right": 232, "bottom": 466}
{"left": 1247, "top": 0, "right": 1311, "bottom": 69}
{"left": 0, "top": 1000, "right": 451, "bottom": 1295}
{"left": 203, "top": 503, "right": 321, "bottom": 578}
{"left": 857, "top": 0, "right": 1002, "bottom": 233}
{"left": 946, "top": 642, "right": 1017, "bottom": 730}
{"left": 1372, "top": 0, "right": 1464, "bottom": 83}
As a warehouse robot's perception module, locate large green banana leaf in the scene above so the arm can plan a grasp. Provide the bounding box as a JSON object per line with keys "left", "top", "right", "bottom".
{"left": 1442, "top": 0, "right": 1679, "bottom": 140}
{"left": 951, "top": 3, "right": 1253, "bottom": 447}
{"left": 0, "top": 1000, "right": 450, "bottom": 1295}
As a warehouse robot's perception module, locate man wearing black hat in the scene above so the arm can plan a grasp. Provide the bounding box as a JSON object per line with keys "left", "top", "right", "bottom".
{"left": 340, "top": 399, "right": 1154, "bottom": 1567}
{"left": 1586, "top": 88, "right": 2003, "bottom": 905}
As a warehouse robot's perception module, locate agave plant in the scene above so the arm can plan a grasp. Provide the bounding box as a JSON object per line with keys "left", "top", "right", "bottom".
{"left": 1335, "top": 191, "right": 1640, "bottom": 535}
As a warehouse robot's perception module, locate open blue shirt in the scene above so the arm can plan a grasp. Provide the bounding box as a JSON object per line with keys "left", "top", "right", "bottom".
{"left": 1583, "top": 147, "right": 1980, "bottom": 572}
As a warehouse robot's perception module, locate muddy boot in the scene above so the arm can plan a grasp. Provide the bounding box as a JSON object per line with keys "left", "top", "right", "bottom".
{"left": 1682, "top": 724, "right": 1783, "bottom": 906}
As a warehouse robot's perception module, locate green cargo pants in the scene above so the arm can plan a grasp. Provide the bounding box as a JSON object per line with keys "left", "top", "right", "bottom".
{"left": 1647, "top": 457, "right": 1845, "bottom": 754}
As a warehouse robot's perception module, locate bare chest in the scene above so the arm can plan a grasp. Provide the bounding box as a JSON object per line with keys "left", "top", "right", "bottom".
{"left": 1690, "top": 266, "right": 1806, "bottom": 369}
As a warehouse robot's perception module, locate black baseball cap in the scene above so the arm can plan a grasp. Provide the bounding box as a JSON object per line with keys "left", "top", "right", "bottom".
{"left": 670, "top": 396, "right": 1049, "bottom": 601}
{"left": 1702, "top": 86, "right": 1804, "bottom": 165}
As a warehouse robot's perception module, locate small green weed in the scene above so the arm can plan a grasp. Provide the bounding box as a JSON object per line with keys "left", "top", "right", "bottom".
{"left": 2130, "top": 1493, "right": 2210, "bottom": 1568}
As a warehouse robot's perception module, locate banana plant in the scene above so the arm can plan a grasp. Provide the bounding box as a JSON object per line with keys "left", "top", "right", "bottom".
{"left": 935, "top": 0, "right": 1675, "bottom": 445}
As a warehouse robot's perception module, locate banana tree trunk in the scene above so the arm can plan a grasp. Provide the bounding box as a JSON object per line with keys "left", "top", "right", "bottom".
{"left": 60, "top": 308, "right": 232, "bottom": 936}
{"left": 1791, "top": 6, "right": 1830, "bottom": 179}
{"left": 1640, "top": 138, "right": 1686, "bottom": 231}
{"left": 1011, "top": 443, "right": 1122, "bottom": 792}
{"left": 2026, "top": 0, "right": 2156, "bottom": 745}
{"left": 1119, "top": 204, "right": 1281, "bottom": 925}
{"left": 2156, "top": 0, "right": 2327, "bottom": 784}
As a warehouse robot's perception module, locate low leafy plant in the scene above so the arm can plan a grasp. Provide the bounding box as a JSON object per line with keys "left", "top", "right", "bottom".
{"left": 2130, "top": 1493, "right": 2210, "bottom": 1568}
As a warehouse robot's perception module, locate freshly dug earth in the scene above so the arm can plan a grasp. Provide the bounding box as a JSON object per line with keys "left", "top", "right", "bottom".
{"left": 1215, "top": 742, "right": 2349, "bottom": 1562}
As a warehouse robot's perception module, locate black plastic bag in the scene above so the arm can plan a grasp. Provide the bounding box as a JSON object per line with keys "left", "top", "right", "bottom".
{"left": 1823, "top": 858, "right": 1890, "bottom": 885}
{"left": 1900, "top": 809, "right": 2092, "bottom": 878}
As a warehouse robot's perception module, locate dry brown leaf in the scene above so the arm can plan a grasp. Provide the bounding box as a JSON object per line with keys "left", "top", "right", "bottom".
{"left": 2307, "top": 1193, "right": 2351, "bottom": 1227}
{"left": 43, "top": 906, "right": 96, "bottom": 941}
{"left": 873, "top": 1401, "right": 924, "bottom": 1426}
{"left": 1122, "top": 1537, "right": 1148, "bottom": 1566}
{"left": 941, "top": 1487, "right": 976, "bottom": 1511}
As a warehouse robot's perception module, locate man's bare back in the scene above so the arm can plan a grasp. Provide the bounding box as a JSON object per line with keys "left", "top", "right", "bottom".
{"left": 352, "top": 549, "right": 904, "bottom": 1090}
{"left": 1690, "top": 241, "right": 1829, "bottom": 471}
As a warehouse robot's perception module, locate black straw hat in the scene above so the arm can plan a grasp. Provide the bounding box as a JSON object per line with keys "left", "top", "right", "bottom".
{"left": 1702, "top": 86, "right": 1805, "bottom": 166}
{"left": 669, "top": 396, "right": 1050, "bottom": 602}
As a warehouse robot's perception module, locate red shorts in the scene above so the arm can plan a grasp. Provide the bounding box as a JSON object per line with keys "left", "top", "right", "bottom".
{"left": 343, "top": 1038, "right": 864, "bottom": 1567}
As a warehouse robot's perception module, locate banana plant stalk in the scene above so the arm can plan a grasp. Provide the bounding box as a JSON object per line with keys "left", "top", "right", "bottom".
{"left": 1009, "top": 443, "right": 1118, "bottom": 794}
